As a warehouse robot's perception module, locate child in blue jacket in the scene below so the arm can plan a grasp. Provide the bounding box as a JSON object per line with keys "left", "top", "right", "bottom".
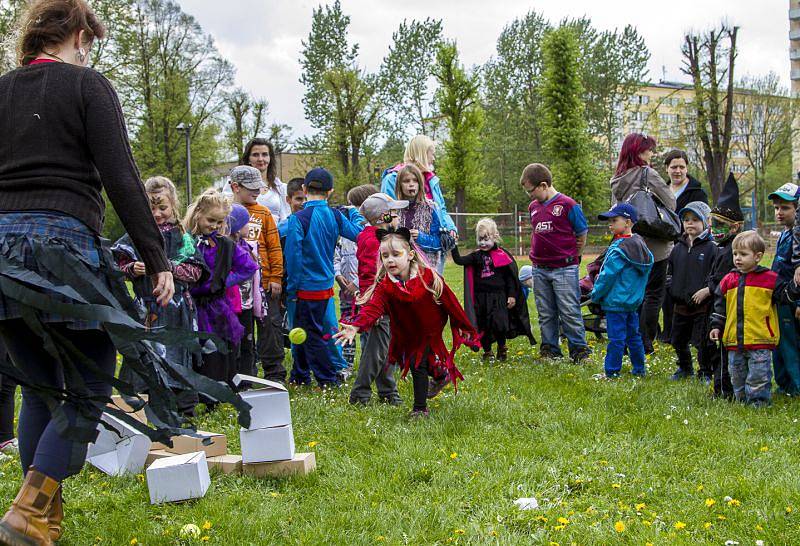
{"left": 590, "top": 204, "right": 654, "bottom": 377}
{"left": 284, "top": 168, "right": 363, "bottom": 388}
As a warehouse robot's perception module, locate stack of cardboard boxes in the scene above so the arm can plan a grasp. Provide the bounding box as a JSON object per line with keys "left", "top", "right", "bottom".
{"left": 234, "top": 374, "right": 316, "bottom": 478}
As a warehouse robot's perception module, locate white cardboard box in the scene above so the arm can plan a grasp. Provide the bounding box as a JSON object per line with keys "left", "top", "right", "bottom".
{"left": 86, "top": 413, "right": 152, "bottom": 476}
{"left": 146, "top": 452, "right": 210, "bottom": 504}
{"left": 239, "top": 424, "right": 295, "bottom": 464}
{"left": 232, "top": 374, "right": 291, "bottom": 430}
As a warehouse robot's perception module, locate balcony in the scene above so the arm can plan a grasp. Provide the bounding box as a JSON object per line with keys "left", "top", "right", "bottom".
{"left": 792, "top": 69, "right": 800, "bottom": 81}
{"left": 791, "top": 7, "right": 800, "bottom": 19}
{"left": 793, "top": 49, "right": 800, "bottom": 60}
{"left": 791, "top": 28, "right": 800, "bottom": 40}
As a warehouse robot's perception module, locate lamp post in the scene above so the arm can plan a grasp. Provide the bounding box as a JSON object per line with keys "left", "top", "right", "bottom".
{"left": 176, "top": 122, "right": 193, "bottom": 205}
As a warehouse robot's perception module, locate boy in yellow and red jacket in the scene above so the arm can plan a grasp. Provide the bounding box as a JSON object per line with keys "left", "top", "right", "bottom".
{"left": 710, "top": 231, "right": 789, "bottom": 406}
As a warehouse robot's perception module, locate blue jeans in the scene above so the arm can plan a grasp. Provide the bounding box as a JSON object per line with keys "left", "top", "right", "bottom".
{"left": 728, "top": 349, "right": 772, "bottom": 404}
{"left": 532, "top": 265, "right": 587, "bottom": 355}
{"left": 290, "top": 299, "right": 340, "bottom": 387}
{"left": 605, "top": 311, "right": 646, "bottom": 375}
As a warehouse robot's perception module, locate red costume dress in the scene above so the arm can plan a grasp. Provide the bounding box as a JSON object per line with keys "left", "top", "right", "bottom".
{"left": 345, "top": 268, "right": 480, "bottom": 387}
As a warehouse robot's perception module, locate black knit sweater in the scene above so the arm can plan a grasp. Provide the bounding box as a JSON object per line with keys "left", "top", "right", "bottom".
{"left": 0, "top": 62, "right": 169, "bottom": 273}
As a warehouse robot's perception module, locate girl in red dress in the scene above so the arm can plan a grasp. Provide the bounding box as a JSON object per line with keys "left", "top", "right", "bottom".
{"left": 335, "top": 227, "right": 479, "bottom": 416}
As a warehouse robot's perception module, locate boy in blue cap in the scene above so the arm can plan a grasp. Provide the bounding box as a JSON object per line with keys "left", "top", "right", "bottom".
{"left": 590, "top": 204, "right": 654, "bottom": 377}
{"left": 284, "top": 168, "right": 363, "bottom": 388}
{"left": 667, "top": 201, "right": 717, "bottom": 381}
{"left": 769, "top": 182, "right": 800, "bottom": 395}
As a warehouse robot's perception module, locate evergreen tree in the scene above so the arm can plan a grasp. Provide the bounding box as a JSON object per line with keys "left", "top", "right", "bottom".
{"left": 540, "top": 27, "right": 600, "bottom": 211}
{"left": 433, "top": 41, "right": 493, "bottom": 237}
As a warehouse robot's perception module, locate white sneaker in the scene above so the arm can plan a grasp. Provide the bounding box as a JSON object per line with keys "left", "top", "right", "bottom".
{"left": 0, "top": 438, "right": 18, "bottom": 455}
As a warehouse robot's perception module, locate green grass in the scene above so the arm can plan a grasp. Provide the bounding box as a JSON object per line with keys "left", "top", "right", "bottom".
{"left": 2, "top": 262, "right": 799, "bottom": 545}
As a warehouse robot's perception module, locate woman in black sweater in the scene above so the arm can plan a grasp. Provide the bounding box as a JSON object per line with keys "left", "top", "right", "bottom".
{"left": 0, "top": 2, "right": 245, "bottom": 543}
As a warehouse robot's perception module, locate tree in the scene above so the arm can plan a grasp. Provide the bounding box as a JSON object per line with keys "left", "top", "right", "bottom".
{"left": 734, "top": 73, "right": 798, "bottom": 222}
{"left": 379, "top": 18, "right": 443, "bottom": 135}
{"left": 0, "top": 0, "right": 26, "bottom": 74}
{"left": 299, "top": 1, "right": 382, "bottom": 188}
{"left": 481, "top": 11, "right": 550, "bottom": 210}
{"left": 224, "top": 88, "right": 268, "bottom": 160}
{"left": 268, "top": 123, "right": 293, "bottom": 153}
{"left": 117, "top": 0, "right": 232, "bottom": 188}
{"left": 540, "top": 27, "right": 600, "bottom": 211}
{"left": 433, "top": 41, "right": 491, "bottom": 237}
{"left": 681, "top": 24, "right": 739, "bottom": 202}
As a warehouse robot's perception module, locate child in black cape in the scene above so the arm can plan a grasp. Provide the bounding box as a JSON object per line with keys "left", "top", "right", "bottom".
{"left": 451, "top": 218, "right": 535, "bottom": 361}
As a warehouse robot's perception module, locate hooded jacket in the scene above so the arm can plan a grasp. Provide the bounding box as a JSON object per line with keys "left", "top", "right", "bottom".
{"left": 711, "top": 266, "right": 785, "bottom": 351}
{"left": 590, "top": 234, "right": 654, "bottom": 312}
{"left": 610, "top": 166, "right": 677, "bottom": 262}
{"left": 668, "top": 229, "right": 717, "bottom": 310}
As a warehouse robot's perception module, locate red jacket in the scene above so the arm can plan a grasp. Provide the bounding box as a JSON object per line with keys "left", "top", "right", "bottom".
{"left": 356, "top": 225, "right": 381, "bottom": 293}
{"left": 345, "top": 267, "right": 480, "bottom": 387}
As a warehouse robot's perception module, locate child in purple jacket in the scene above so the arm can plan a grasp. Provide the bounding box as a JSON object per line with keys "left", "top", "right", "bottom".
{"left": 185, "top": 190, "right": 258, "bottom": 392}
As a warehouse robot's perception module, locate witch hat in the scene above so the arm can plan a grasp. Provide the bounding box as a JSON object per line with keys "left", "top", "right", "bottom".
{"left": 711, "top": 172, "right": 743, "bottom": 222}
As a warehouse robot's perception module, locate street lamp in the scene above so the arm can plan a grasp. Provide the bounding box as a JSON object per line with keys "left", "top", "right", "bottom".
{"left": 176, "top": 122, "right": 193, "bottom": 205}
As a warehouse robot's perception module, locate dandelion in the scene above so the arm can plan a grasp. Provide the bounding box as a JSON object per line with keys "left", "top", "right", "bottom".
{"left": 307, "top": 441, "right": 318, "bottom": 448}
{"left": 646, "top": 543, "right": 654, "bottom": 546}
{"left": 553, "top": 525, "right": 566, "bottom": 531}
{"left": 450, "top": 452, "right": 458, "bottom": 460}
{"left": 755, "top": 524, "right": 763, "bottom": 531}
{"left": 675, "top": 521, "right": 687, "bottom": 530}
{"left": 727, "top": 498, "right": 741, "bottom": 507}
{"left": 548, "top": 542, "right": 559, "bottom": 546}
{"left": 202, "top": 521, "right": 212, "bottom": 530}
{"left": 718, "top": 515, "right": 727, "bottom": 521}
{"left": 759, "top": 445, "right": 768, "bottom": 452}
{"left": 614, "top": 521, "right": 625, "bottom": 533}
{"left": 696, "top": 484, "right": 704, "bottom": 492}
{"left": 611, "top": 483, "right": 621, "bottom": 489}
{"left": 705, "top": 498, "right": 716, "bottom": 507}
{"left": 130, "top": 540, "right": 137, "bottom": 546}
{"left": 376, "top": 536, "right": 385, "bottom": 541}
{"left": 787, "top": 506, "right": 794, "bottom": 514}
{"left": 535, "top": 516, "right": 548, "bottom": 523}
{"left": 557, "top": 517, "right": 569, "bottom": 525}
{"left": 270, "top": 492, "right": 280, "bottom": 498}
{"left": 635, "top": 503, "right": 646, "bottom": 512}
{"left": 454, "top": 529, "right": 465, "bottom": 535}
{"left": 704, "top": 522, "right": 712, "bottom": 529}
{"left": 201, "top": 537, "right": 210, "bottom": 543}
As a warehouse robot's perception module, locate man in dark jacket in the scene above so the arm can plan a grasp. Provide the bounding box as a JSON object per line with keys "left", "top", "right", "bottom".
{"left": 660, "top": 149, "right": 710, "bottom": 343}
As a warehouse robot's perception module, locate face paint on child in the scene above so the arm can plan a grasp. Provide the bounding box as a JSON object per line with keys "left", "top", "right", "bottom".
{"left": 477, "top": 234, "right": 494, "bottom": 251}
{"left": 149, "top": 191, "right": 175, "bottom": 225}
{"left": 380, "top": 238, "right": 414, "bottom": 280}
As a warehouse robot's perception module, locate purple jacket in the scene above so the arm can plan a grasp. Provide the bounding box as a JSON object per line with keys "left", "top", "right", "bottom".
{"left": 190, "top": 232, "right": 258, "bottom": 343}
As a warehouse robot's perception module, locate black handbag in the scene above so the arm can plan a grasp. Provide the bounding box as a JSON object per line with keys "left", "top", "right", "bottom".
{"left": 625, "top": 168, "right": 681, "bottom": 241}
{"left": 439, "top": 229, "right": 457, "bottom": 253}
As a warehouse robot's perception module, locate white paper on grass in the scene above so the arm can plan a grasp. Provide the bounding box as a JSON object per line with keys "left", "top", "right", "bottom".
{"left": 86, "top": 413, "right": 152, "bottom": 476}
{"left": 514, "top": 497, "right": 539, "bottom": 510}
{"left": 146, "top": 451, "right": 210, "bottom": 504}
{"left": 240, "top": 424, "right": 295, "bottom": 464}
{"left": 232, "top": 373, "right": 292, "bottom": 430}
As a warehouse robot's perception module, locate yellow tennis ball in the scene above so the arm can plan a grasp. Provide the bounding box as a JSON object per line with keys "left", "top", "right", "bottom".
{"left": 289, "top": 327, "right": 307, "bottom": 345}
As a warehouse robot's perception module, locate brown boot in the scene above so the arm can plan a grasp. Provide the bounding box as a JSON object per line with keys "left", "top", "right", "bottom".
{"left": 0, "top": 467, "right": 59, "bottom": 546}
{"left": 47, "top": 487, "right": 62, "bottom": 542}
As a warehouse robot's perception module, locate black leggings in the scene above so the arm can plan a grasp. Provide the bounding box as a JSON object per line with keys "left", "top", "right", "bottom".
{"left": 411, "top": 357, "right": 429, "bottom": 412}
{"left": 0, "top": 319, "right": 115, "bottom": 481}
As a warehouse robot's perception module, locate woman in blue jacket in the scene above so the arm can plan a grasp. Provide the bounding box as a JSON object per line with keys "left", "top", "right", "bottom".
{"left": 380, "top": 134, "right": 456, "bottom": 273}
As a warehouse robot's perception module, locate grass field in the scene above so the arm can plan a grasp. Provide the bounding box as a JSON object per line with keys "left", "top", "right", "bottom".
{"left": 1, "top": 262, "right": 799, "bottom": 545}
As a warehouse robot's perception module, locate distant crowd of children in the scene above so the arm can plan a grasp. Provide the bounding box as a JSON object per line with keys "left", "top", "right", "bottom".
{"left": 30, "top": 134, "right": 796, "bottom": 434}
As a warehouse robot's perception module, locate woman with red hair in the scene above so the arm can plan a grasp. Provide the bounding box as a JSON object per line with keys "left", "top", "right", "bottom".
{"left": 610, "top": 133, "right": 676, "bottom": 354}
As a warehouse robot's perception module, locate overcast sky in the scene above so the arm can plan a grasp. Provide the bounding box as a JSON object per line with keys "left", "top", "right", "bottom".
{"left": 182, "top": 0, "right": 790, "bottom": 140}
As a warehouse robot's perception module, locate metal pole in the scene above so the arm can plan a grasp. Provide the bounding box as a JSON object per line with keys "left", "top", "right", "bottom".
{"left": 185, "top": 124, "right": 192, "bottom": 205}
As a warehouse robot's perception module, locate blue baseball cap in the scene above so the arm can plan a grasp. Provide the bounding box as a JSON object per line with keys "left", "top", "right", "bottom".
{"left": 304, "top": 167, "right": 334, "bottom": 191}
{"left": 598, "top": 203, "right": 638, "bottom": 223}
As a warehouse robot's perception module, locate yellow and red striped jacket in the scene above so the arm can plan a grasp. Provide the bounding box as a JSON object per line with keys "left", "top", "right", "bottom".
{"left": 711, "top": 267, "right": 782, "bottom": 351}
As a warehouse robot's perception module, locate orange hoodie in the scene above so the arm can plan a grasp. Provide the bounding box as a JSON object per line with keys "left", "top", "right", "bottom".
{"left": 243, "top": 203, "right": 283, "bottom": 288}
